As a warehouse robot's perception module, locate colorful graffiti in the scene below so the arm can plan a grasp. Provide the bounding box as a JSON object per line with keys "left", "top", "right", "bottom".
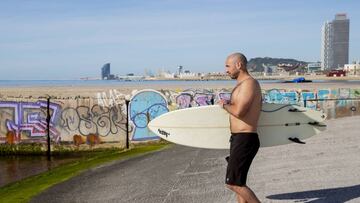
{"left": 155, "top": 87, "right": 360, "bottom": 122}
{"left": 160, "top": 89, "right": 178, "bottom": 106}
{"left": 59, "top": 104, "right": 127, "bottom": 138}
{"left": 218, "top": 92, "right": 231, "bottom": 102}
{"left": 0, "top": 100, "right": 61, "bottom": 143}
{"left": 176, "top": 93, "right": 193, "bottom": 109}
{"left": 129, "top": 90, "right": 169, "bottom": 141}
{"left": 173, "top": 89, "right": 231, "bottom": 109}
{"left": 1, "top": 87, "right": 360, "bottom": 147}
{"left": 194, "top": 93, "right": 214, "bottom": 106}
{"left": 351, "top": 89, "right": 360, "bottom": 98}
{"left": 301, "top": 92, "right": 316, "bottom": 109}
{"left": 0, "top": 99, "right": 128, "bottom": 146}
{"left": 317, "top": 89, "right": 331, "bottom": 99}
{"left": 264, "top": 89, "right": 298, "bottom": 104}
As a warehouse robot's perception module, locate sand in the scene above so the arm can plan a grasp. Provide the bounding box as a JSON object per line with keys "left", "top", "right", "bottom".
{"left": 0, "top": 79, "right": 359, "bottom": 98}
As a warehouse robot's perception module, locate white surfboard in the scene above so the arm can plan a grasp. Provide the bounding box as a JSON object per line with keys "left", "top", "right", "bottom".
{"left": 148, "top": 104, "right": 327, "bottom": 149}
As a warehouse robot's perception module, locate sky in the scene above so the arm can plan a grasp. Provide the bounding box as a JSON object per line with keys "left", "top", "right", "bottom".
{"left": 0, "top": 0, "right": 359, "bottom": 80}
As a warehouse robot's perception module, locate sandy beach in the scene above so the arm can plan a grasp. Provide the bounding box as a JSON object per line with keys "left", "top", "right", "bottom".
{"left": 0, "top": 79, "right": 360, "bottom": 98}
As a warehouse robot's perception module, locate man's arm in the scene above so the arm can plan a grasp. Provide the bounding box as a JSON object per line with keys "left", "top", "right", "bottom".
{"left": 222, "top": 80, "right": 256, "bottom": 119}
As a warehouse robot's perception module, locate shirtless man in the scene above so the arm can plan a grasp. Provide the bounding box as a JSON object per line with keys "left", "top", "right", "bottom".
{"left": 219, "top": 53, "right": 262, "bottom": 203}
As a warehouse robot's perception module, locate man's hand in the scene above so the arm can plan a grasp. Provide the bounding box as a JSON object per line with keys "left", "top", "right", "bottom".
{"left": 218, "top": 99, "right": 228, "bottom": 108}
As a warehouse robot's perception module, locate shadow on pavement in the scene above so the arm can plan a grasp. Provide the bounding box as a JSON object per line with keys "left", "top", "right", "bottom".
{"left": 266, "top": 184, "right": 360, "bottom": 203}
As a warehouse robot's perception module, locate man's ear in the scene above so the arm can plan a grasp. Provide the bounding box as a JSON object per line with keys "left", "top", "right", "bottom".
{"left": 236, "top": 61, "right": 242, "bottom": 70}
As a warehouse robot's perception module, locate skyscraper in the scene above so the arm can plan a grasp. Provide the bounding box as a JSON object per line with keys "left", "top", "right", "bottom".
{"left": 101, "top": 63, "right": 111, "bottom": 79}
{"left": 321, "top": 21, "right": 333, "bottom": 70}
{"left": 321, "top": 14, "right": 350, "bottom": 70}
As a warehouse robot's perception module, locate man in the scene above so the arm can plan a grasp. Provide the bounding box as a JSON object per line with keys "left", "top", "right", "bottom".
{"left": 219, "top": 53, "right": 262, "bottom": 203}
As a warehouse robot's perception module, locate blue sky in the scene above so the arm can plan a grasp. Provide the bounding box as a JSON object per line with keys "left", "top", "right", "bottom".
{"left": 0, "top": 0, "right": 359, "bottom": 80}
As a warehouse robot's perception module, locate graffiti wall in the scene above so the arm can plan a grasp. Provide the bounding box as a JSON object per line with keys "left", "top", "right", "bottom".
{"left": 58, "top": 99, "right": 128, "bottom": 146}
{"left": 1, "top": 87, "right": 359, "bottom": 148}
{"left": 0, "top": 98, "right": 128, "bottom": 147}
{"left": 162, "top": 88, "right": 360, "bottom": 120}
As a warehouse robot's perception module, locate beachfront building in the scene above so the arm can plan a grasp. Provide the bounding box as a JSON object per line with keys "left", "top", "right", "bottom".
{"left": 101, "top": 63, "right": 117, "bottom": 80}
{"left": 159, "top": 71, "right": 175, "bottom": 79}
{"left": 101, "top": 63, "right": 111, "bottom": 79}
{"left": 307, "top": 62, "right": 322, "bottom": 73}
{"left": 178, "top": 70, "right": 197, "bottom": 79}
{"left": 178, "top": 66, "right": 183, "bottom": 75}
{"left": 321, "top": 21, "right": 333, "bottom": 70}
{"left": 321, "top": 13, "right": 350, "bottom": 70}
{"left": 202, "top": 72, "right": 228, "bottom": 80}
{"left": 118, "top": 74, "right": 145, "bottom": 81}
{"left": 344, "top": 62, "right": 360, "bottom": 76}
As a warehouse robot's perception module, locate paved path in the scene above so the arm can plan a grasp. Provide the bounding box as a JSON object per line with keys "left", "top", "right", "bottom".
{"left": 32, "top": 116, "right": 360, "bottom": 203}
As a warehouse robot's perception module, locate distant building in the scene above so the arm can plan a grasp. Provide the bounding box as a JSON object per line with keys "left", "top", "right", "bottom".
{"left": 321, "top": 13, "right": 350, "bottom": 70}
{"left": 159, "top": 71, "right": 175, "bottom": 79}
{"left": 276, "top": 63, "right": 301, "bottom": 72}
{"left": 206, "top": 72, "right": 226, "bottom": 77}
{"left": 179, "top": 70, "right": 197, "bottom": 79}
{"left": 262, "top": 64, "right": 269, "bottom": 73}
{"left": 307, "top": 62, "right": 321, "bottom": 73}
{"left": 344, "top": 62, "right": 360, "bottom": 75}
{"left": 101, "top": 63, "right": 111, "bottom": 80}
{"left": 101, "top": 63, "right": 116, "bottom": 80}
{"left": 321, "top": 21, "right": 333, "bottom": 70}
{"left": 178, "top": 66, "right": 183, "bottom": 75}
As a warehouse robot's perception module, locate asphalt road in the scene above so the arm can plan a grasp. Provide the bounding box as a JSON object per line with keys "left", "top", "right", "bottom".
{"left": 32, "top": 116, "right": 360, "bottom": 203}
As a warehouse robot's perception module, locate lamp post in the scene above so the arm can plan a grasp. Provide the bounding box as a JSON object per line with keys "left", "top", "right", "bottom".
{"left": 125, "top": 100, "right": 130, "bottom": 149}
{"left": 46, "top": 97, "right": 51, "bottom": 161}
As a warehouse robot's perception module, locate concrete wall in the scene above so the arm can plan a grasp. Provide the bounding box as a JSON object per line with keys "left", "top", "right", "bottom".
{"left": 1, "top": 88, "right": 359, "bottom": 148}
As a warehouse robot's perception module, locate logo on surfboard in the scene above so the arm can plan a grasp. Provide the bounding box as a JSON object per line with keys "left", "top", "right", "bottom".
{"left": 158, "top": 129, "right": 170, "bottom": 137}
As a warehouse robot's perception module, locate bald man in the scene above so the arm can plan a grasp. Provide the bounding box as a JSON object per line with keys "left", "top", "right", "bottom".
{"left": 219, "top": 53, "right": 262, "bottom": 203}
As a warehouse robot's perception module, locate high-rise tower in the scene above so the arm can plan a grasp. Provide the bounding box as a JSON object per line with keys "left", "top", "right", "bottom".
{"left": 321, "top": 14, "right": 350, "bottom": 70}
{"left": 101, "top": 63, "right": 111, "bottom": 79}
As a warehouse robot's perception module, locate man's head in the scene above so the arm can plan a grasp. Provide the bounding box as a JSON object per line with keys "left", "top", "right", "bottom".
{"left": 225, "top": 53, "right": 248, "bottom": 79}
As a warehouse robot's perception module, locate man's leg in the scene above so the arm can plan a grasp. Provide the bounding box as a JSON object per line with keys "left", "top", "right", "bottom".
{"left": 227, "top": 185, "right": 260, "bottom": 203}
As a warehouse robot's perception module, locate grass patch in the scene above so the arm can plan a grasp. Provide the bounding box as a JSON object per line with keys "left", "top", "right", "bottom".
{"left": 0, "top": 143, "right": 43, "bottom": 156}
{"left": 0, "top": 143, "right": 170, "bottom": 203}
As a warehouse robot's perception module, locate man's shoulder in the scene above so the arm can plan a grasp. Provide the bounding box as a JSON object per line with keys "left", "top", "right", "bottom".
{"left": 249, "top": 77, "right": 259, "bottom": 83}
{"left": 242, "top": 77, "right": 259, "bottom": 87}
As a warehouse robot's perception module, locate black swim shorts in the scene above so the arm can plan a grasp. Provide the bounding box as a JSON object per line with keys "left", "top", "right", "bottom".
{"left": 225, "top": 132, "right": 260, "bottom": 186}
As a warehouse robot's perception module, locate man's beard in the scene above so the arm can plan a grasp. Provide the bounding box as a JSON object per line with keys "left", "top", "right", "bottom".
{"left": 229, "top": 71, "right": 239, "bottom": 79}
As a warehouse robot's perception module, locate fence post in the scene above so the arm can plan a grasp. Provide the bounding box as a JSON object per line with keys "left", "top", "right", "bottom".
{"left": 125, "top": 100, "right": 130, "bottom": 149}
{"left": 46, "top": 97, "right": 51, "bottom": 161}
